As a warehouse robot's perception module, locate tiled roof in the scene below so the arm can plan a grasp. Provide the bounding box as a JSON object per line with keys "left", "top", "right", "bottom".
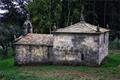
{"left": 55, "top": 22, "right": 109, "bottom": 34}
{"left": 14, "top": 33, "right": 54, "bottom": 46}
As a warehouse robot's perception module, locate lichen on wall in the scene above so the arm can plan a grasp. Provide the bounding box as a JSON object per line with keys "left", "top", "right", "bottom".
{"left": 14, "top": 32, "right": 109, "bottom": 66}
{"left": 31, "top": 46, "right": 44, "bottom": 57}
{"left": 53, "top": 34, "right": 102, "bottom": 66}
{"left": 98, "top": 32, "right": 109, "bottom": 64}
{"left": 14, "top": 44, "right": 52, "bottom": 65}
{"left": 54, "top": 34, "right": 74, "bottom": 50}
{"left": 81, "top": 37, "right": 98, "bottom": 51}
{"left": 15, "top": 45, "right": 30, "bottom": 64}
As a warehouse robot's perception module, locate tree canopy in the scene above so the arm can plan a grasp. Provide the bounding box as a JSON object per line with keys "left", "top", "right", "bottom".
{"left": 0, "top": 0, "right": 28, "bottom": 56}
{"left": 27, "top": 0, "right": 120, "bottom": 41}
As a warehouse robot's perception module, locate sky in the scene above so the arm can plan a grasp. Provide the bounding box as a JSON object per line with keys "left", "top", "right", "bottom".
{"left": 0, "top": 0, "right": 32, "bottom": 16}
{"left": 0, "top": 0, "right": 19, "bottom": 14}
{"left": 0, "top": 9, "right": 8, "bottom": 14}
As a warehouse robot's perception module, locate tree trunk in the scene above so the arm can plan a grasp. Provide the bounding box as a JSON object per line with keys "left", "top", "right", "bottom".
{"left": 3, "top": 46, "right": 8, "bottom": 57}
{"left": 0, "top": 42, "right": 8, "bottom": 57}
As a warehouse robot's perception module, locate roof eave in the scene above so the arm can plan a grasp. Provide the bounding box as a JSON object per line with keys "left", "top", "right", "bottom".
{"left": 14, "top": 43, "right": 53, "bottom": 47}
{"left": 52, "top": 31, "right": 109, "bottom": 35}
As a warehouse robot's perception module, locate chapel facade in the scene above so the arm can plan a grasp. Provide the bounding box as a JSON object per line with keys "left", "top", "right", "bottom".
{"left": 14, "top": 17, "right": 109, "bottom": 66}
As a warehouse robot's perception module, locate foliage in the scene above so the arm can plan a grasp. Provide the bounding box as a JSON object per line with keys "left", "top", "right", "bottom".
{"left": 27, "top": 0, "right": 90, "bottom": 33}
{"left": 27, "top": 0, "right": 120, "bottom": 41}
{"left": 0, "top": 0, "right": 28, "bottom": 57}
{"left": 109, "top": 39, "right": 120, "bottom": 49}
{"left": 25, "top": 0, "right": 94, "bottom": 33}
{"left": 0, "top": 0, "right": 27, "bottom": 26}
{"left": 0, "top": 24, "right": 22, "bottom": 57}
{"left": 27, "top": 0, "right": 62, "bottom": 33}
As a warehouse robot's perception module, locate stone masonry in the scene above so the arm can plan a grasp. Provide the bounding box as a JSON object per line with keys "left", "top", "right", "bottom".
{"left": 14, "top": 21, "right": 109, "bottom": 66}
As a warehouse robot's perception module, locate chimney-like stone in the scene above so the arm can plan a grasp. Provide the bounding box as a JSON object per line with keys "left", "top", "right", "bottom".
{"left": 96, "top": 24, "right": 100, "bottom": 32}
{"left": 23, "top": 14, "right": 33, "bottom": 35}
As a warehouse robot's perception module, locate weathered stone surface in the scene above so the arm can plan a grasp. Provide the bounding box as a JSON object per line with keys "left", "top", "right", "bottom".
{"left": 14, "top": 22, "right": 109, "bottom": 66}
{"left": 52, "top": 21, "right": 109, "bottom": 66}
{"left": 14, "top": 34, "right": 54, "bottom": 46}
{"left": 14, "top": 45, "right": 53, "bottom": 65}
{"left": 52, "top": 32, "right": 109, "bottom": 66}
{"left": 98, "top": 33, "right": 109, "bottom": 64}
{"left": 14, "top": 32, "right": 109, "bottom": 66}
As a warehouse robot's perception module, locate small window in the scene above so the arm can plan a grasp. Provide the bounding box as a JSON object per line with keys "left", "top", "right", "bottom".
{"left": 29, "top": 45, "right": 32, "bottom": 52}
{"left": 47, "top": 48, "right": 50, "bottom": 58}
{"left": 104, "top": 34, "right": 106, "bottom": 43}
{"left": 81, "top": 54, "right": 84, "bottom": 60}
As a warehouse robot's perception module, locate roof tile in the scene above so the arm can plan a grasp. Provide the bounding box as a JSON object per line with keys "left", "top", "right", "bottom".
{"left": 14, "top": 34, "right": 54, "bottom": 46}
{"left": 55, "top": 22, "right": 109, "bottom": 33}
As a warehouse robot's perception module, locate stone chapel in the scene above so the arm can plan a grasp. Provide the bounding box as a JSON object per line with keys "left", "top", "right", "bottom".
{"left": 14, "top": 13, "right": 109, "bottom": 66}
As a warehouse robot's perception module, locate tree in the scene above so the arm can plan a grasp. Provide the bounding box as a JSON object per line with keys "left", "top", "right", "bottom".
{"left": 27, "top": 0, "right": 84, "bottom": 33}
{"left": 0, "top": 0, "right": 28, "bottom": 25}
{"left": 0, "top": 24, "right": 21, "bottom": 57}
{"left": 27, "top": 0, "right": 62, "bottom": 33}
{"left": 0, "top": 0, "right": 28, "bottom": 57}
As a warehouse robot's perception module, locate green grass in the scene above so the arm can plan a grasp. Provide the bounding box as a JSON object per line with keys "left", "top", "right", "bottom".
{"left": 109, "top": 39, "right": 120, "bottom": 49}
{"left": 0, "top": 49, "right": 120, "bottom": 80}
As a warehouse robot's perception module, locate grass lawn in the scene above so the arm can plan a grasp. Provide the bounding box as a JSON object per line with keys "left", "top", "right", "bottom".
{"left": 0, "top": 50, "right": 120, "bottom": 80}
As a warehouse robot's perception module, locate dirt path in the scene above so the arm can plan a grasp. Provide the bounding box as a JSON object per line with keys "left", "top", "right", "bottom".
{"left": 20, "top": 68, "right": 99, "bottom": 80}
{"left": 48, "top": 70, "right": 99, "bottom": 80}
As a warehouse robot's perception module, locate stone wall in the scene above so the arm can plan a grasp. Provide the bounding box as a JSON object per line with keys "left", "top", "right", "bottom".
{"left": 52, "top": 33, "right": 101, "bottom": 66}
{"left": 14, "top": 44, "right": 53, "bottom": 65}
{"left": 98, "top": 32, "right": 109, "bottom": 64}
{"left": 14, "top": 33, "right": 109, "bottom": 66}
